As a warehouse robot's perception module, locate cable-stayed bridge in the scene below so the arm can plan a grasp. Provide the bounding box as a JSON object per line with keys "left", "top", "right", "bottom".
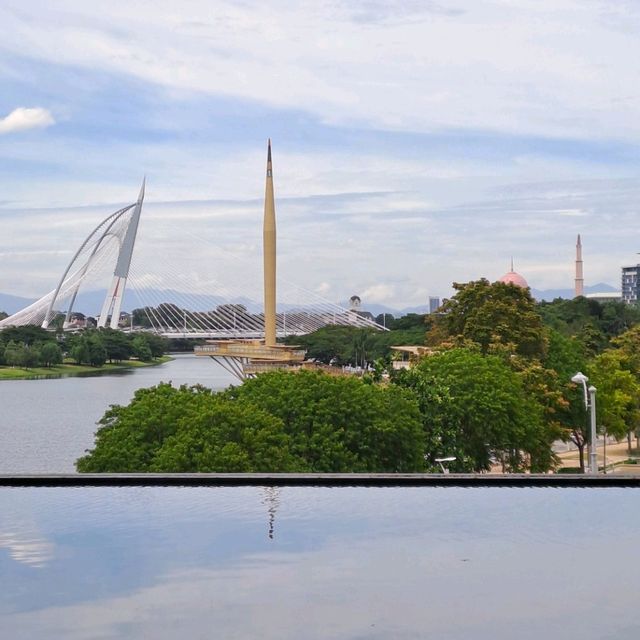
{"left": 0, "top": 180, "right": 383, "bottom": 338}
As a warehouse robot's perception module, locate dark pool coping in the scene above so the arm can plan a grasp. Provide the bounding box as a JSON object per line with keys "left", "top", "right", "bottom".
{"left": 1, "top": 473, "right": 640, "bottom": 487}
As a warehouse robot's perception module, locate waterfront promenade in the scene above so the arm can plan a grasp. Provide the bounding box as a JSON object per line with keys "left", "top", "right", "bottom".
{"left": 556, "top": 440, "right": 640, "bottom": 474}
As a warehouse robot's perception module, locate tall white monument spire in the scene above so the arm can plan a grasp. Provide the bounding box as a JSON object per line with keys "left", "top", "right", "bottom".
{"left": 575, "top": 234, "right": 584, "bottom": 298}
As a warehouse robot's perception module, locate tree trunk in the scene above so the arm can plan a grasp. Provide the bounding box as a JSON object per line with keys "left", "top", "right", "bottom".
{"left": 577, "top": 441, "right": 585, "bottom": 473}
{"left": 628, "top": 431, "right": 632, "bottom": 456}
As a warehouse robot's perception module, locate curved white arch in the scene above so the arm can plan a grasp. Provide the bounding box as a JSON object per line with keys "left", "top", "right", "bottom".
{"left": 0, "top": 180, "right": 145, "bottom": 331}
{"left": 42, "top": 204, "right": 135, "bottom": 328}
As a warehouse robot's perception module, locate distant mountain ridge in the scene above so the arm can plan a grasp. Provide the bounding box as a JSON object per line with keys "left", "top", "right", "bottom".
{"left": 0, "top": 282, "right": 620, "bottom": 319}
{"left": 0, "top": 293, "right": 36, "bottom": 315}
{"left": 530, "top": 283, "right": 618, "bottom": 302}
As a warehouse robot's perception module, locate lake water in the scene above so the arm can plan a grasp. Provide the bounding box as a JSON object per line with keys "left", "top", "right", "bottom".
{"left": 0, "top": 354, "right": 237, "bottom": 474}
{"left": 1, "top": 485, "right": 639, "bottom": 639}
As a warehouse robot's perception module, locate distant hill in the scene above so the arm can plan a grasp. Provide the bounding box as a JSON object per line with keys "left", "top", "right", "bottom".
{"left": 531, "top": 283, "right": 618, "bottom": 302}
{"left": 0, "top": 293, "right": 36, "bottom": 315}
{"left": 1, "top": 282, "right": 622, "bottom": 322}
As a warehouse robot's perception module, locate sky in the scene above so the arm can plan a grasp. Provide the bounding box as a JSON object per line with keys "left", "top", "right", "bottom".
{"left": 3, "top": 0, "right": 640, "bottom": 309}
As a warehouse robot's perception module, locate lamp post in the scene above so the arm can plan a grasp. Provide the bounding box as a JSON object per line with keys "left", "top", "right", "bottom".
{"left": 434, "top": 456, "right": 456, "bottom": 474}
{"left": 571, "top": 372, "right": 598, "bottom": 474}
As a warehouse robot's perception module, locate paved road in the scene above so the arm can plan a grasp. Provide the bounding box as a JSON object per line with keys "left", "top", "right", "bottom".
{"left": 557, "top": 440, "right": 639, "bottom": 473}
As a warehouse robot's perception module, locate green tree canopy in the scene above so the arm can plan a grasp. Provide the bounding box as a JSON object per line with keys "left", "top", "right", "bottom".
{"left": 77, "top": 383, "right": 299, "bottom": 472}
{"left": 0, "top": 325, "right": 53, "bottom": 347}
{"left": 77, "top": 372, "right": 426, "bottom": 473}
{"left": 39, "top": 341, "right": 63, "bottom": 368}
{"left": 434, "top": 279, "right": 547, "bottom": 359}
{"left": 392, "top": 349, "right": 554, "bottom": 472}
{"left": 227, "top": 370, "right": 425, "bottom": 472}
{"left": 587, "top": 350, "right": 640, "bottom": 443}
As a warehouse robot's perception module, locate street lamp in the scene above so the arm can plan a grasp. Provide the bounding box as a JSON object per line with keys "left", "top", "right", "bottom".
{"left": 434, "top": 456, "right": 457, "bottom": 474}
{"left": 571, "top": 372, "right": 598, "bottom": 474}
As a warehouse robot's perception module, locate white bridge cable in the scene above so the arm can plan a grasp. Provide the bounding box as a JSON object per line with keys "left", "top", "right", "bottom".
{"left": 127, "top": 259, "right": 266, "bottom": 335}
{"left": 1, "top": 199, "right": 386, "bottom": 336}
{"left": 129, "top": 250, "right": 326, "bottom": 336}
{"left": 130, "top": 216, "right": 385, "bottom": 336}
{"left": 127, "top": 265, "right": 221, "bottom": 333}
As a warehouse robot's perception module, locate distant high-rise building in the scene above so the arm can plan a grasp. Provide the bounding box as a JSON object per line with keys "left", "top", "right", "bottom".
{"left": 429, "top": 296, "right": 441, "bottom": 314}
{"left": 621, "top": 265, "right": 640, "bottom": 304}
{"left": 575, "top": 234, "right": 584, "bottom": 298}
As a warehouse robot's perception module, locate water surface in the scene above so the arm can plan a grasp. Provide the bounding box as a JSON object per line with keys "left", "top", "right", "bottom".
{"left": 0, "top": 354, "right": 236, "bottom": 473}
{"left": 1, "top": 486, "right": 638, "bottom": 639}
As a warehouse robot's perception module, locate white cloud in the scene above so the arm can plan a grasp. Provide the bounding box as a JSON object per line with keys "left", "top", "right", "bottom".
{"left": 2, "top": 2, "right": 640, "bottom": 308}
{"left": 361, "top": 283, "right": 395, "bottom": 303}
{"left": 315, "top": 281, "right": 331, "bottom": 295}
{"left": 0, "top": 107, "right": 54, "bottom": 134}
{"left": 3, "top": 2, "right": 640, "bottom": 140}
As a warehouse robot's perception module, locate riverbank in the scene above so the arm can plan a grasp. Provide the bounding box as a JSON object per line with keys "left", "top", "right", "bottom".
{"left": 0, "top": 355, "right": 173, "bottom": 380}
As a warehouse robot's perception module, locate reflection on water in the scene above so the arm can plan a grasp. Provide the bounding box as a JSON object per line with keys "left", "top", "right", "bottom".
{"left": 1, "top": 486, "right": 639, "bottom": 639}
{"left": 0, "top": 532, "right": 54, "bottom": 568}
{"left": 262, "top": 486, "right": 280, "bottom": 539}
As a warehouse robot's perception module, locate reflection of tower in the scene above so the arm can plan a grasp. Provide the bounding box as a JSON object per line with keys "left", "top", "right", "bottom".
{"left": 349, "top": 295, "right": 361, "bottom": 312}
{"left": 264, "top": 140, "right": 277, "bottom": 347}
{"left": 575, "top": 234, "right": 584, "bottom": 298}
{"left": 262, "top": 486, "right": 280, "bottom": 540}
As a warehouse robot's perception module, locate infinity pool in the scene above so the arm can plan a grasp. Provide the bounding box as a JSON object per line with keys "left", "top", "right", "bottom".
{"left": 1, "top": 486, "right": 638, "bottom": 639}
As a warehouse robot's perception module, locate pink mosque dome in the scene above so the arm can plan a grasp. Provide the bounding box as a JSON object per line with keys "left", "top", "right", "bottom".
{"left": 498, "top": 259, "right": 528, "bottom": 288}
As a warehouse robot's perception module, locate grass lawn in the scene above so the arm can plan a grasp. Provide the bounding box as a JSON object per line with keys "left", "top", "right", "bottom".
{"left": 0, "top": 355, "right": 173, "bottom": 380}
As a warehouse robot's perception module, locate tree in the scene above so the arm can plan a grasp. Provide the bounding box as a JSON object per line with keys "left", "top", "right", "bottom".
{"left": 150, "top": 401, "right": 299, "bottom": 472}
{"left": 287, "top": 326, "right": 362, "bottom": 365}
{"left": 434, "top": 279, "right": 547, "bottom": 359}
{"left": 132, "top": 336, "right": 153, "bottom": 361}
{"left": 387, "top": 313, "right": 426, "bottom": 330}
{"left": 228, "top": 370, "right": 425, "bottom": 472}
{"left": 286, "top": 324, "right": 427, "bottom": 366}
{"left": 39, "top": 342, "right": 63, "bottom": 368}
{"left": 2, "top": 342, "right": 39, "bottom": 369}
{"left": 130, "top": 333, "right": 167, "bottom": 359}
{"left": 88, "top": 335, "right": 107, "bottom": 367}
{"left": 611, "top": 325, "right": 640, "bottom": 375}
{"left": 587, "top": 350, "right": 640, "bottom": 455}
{"left": 537, "top": 297, "right": 640, "bottom": 350}
{"left": 131, "top": 307, "right": 154, "bottom": 328}
{"left": 19, "top": 345, "right": 40, "bottom": 369}
{"left": 543, "top": 329, "right": 589, "bottom": 472}
{"left": 3, "top": 341, "right": 22, "bottom": 367}
{"left": 70, "top": 338, "right": 91, "bottom": 365}
{"left": 77, "top": 383, "right": 301, "bottom": 473}
{"left": 390, "top": 365, "right": 467, "bottom": 471}
{"left": 0, "top": 325, "right": 52, "bottom": 347}
{"left": 97, "top": 328, "right": 132, "bottom": 362}
{"left": 392, "top": 349, "right": 554, "bottom": 472}
{"left": 375, "top": 313, "right": 395, "bottom": 327}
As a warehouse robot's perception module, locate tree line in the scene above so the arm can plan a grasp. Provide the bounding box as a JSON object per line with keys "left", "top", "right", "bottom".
{"left": 0, "top": 325, "right": 168, "bottom": 368}
{"left": 77, "top": 280, "right": 640, "bottom": 474}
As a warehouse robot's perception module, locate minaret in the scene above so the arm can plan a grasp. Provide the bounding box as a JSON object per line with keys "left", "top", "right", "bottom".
{"left": 263, "top": 139, "right": 277, "bottom": 346}
{"left": 575, "top": 234, "right": 584, "bottom": 298}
